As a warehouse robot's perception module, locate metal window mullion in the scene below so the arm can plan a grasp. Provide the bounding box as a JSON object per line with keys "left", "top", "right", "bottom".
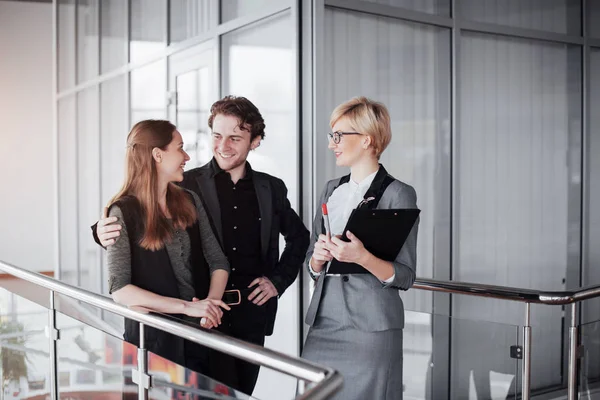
{"left": 291, "top": 0, "right": 304, "bottom": 355}
{"left": 459, "top": 19, "right": 584, "bottom": 45}
{"left": 165, "top": 0, "right": 170, "bottom": 46}
{"left": 57, "top": 4, "right": 291, "bottom": 99}
{"left": 580, "top": 0, "right": 590, "bottom": 293}
{"left": 126, "top": 0, "right": 131, "bottom": 65}
{"left": 324, "top": 0, "right": 452, "bottom": 28}
{"left": 53, "top": 0, "right": 61, "bottom": 281}
{"left": 448, "top": 0, "right": 459, "bottom": 397}
{"left": 74, "top": 0, "right": 79, "bottom": 86}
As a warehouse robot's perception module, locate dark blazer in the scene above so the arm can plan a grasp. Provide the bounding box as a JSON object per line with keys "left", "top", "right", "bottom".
{"left": 180, "top": 159, "right": 310, "bottom": 335}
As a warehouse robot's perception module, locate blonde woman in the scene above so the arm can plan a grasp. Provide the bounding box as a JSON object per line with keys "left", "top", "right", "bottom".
{"left": 302, "top": 97, "right": 419, "bottom": 399}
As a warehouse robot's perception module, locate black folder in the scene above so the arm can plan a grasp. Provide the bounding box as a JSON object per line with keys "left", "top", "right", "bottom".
{"left": 327, "top": 208, "right": 420, "bottom": 274}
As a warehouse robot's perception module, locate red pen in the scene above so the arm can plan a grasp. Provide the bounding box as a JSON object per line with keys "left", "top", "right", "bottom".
{"left": 321, "top": 203, "right": 331, "bottom": 237}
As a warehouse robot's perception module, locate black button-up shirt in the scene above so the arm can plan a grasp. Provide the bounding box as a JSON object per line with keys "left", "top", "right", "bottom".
{"left": 213, "top": 160, "right": 263, "bottom": 289}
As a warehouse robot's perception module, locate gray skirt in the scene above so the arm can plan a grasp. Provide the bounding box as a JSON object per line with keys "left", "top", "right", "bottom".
{"left": 302, "top": 276, "right": 403, "bottom": 400}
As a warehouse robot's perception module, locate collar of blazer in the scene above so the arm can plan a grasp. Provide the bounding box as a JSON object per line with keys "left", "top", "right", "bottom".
{"left": 194, "top": 158, "right": 272, "bottom": 259}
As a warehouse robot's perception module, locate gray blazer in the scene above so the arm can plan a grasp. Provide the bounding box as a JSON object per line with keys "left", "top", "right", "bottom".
{"left": 304, "top": 175, "right": 419, "bottom": 332}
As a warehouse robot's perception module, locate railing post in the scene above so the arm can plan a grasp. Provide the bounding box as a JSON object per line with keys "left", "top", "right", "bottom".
{"left": 297, "top": 379, "right": 306, "bottom": 395}
{"left": 568, "top": 303, "right": 578, "bottom": 400}
{"left": 522, "top": 302, "right": 532, "bottom": 400}
{"left": 132, "top": 323, "right": 150, "bottom": 400}
{"left": 46, "top": 290, "right": 59, "bottom": 400}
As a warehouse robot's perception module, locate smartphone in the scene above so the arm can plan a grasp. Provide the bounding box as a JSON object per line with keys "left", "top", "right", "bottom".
{"left": 223, "top": 289, "right": 241, "bottom": 306}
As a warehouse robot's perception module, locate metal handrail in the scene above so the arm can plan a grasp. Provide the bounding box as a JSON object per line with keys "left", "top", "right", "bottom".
{"left": 412, "top": 276, "right": 600, "bottom": 400}
{"left": 413, "top": 277, "right": 600, "bottom": 305}
{"left": 0, "top": 260, "right": 342, "bottom": 400}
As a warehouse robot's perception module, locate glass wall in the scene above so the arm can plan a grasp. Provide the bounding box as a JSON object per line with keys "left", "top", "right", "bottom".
{"left": 222, "top": 12, "right": 298, "bottom": 399}
{"left": 315, "top": 0, "right": 597, "bottom": 397}
{"left": 456, "top": 32, "right": 581, "bottom": 390}
{"left": 55, "top": 1, "right": 296, "bottom": 398}
{"left": 54, "top": 0, "right": 599, "bottom": 398}
{"left": 583, "top": 47, "right": 600, "bottom": 382}
{"left": 321, "top": 8, "right": 451, "bottom": 316}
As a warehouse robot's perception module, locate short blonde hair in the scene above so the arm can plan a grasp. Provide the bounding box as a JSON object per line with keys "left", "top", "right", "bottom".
{"left": 330, "top": 96, "right": 391, "bottom": 158}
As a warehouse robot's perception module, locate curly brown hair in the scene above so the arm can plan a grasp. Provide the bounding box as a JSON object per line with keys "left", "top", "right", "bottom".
{"left": 208, "top": 96, "right": 266, "bottom": 140}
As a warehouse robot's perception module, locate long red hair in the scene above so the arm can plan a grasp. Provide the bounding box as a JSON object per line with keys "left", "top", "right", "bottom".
{"left": 108, "top": 120, "right": 196, "bottom": 251}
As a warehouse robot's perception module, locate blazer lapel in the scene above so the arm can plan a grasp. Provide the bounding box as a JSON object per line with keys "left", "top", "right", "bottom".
{"left": 195, "top": 169, "right": 224, "bottom": 246}
{"left": 253, "top": 174, "right": 272, "bottom": 259}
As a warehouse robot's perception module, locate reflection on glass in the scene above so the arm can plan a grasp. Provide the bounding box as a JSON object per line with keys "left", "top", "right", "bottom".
{"left": 55, "top": 312, "right": 137, "bottom": 399}
{"left": 360, "top": 0, "right": 450, "bottom": 15}
{"left": 100, "top": 76, "right": 128, "bottom": 296}
{"left": 589, "top": 3, "right": 600, "bottom": 38}
{"left": 402, "top": 310, "right": 519, "bottom": 399}
{"left": 459, "top": 0, "right": 580, "bottom": 35}
{"left": 58, "top": 0, "right": 76, "bottom": 91}
{"left": 77, "top": 87, "right": 101, "bottom": 293}
{"left": 0, "top": 288, "right": 50, "bottom": 400}
{"left": 148, "top": 351, "right": 253, "bottom": 400}
{"left": 584, "top": 48, "right": 600, "bottom": 360}
{"left": 322, "top": 8, "right": 451, "bottom": 314}
{"left": 77, "top": 0, "right": 99, "bottom": 83}
{"left": 580, "top": 319, "right": 600, "bottom": 394}
{"left": 175, "top": 67, "right": 212, "bottom": 168}
{"left": 457, "top": 32, "right": 581, "bottom": 390}
{"left": 100, "top": 0, "right": 127, "bottom": 73}
{"left": 222, "top": 14, "right": 296, "bottom": 206}
{"left": 130, "top": 60, "right": 167, "bottom": 124}
{"left": 220, "top": 0, "right": 284, "bottom": 23}
{"left": 221, "top": 13, "right": 298, "bottom": 398}
{"left": 58, "top": 96, "right": 78, "bottom": 286}
{"left": 130, "top": 0, "right": 166, "bottom": 64}
{"left": 100, "top": 76, "right": 128, "bottom": 211}
{"left": 170, "top": 0, "right": 215, "bottom": 44}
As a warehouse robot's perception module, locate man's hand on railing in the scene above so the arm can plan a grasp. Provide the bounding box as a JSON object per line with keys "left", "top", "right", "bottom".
{"left": 98, "top": 207, "right": 122, "bottom": 247}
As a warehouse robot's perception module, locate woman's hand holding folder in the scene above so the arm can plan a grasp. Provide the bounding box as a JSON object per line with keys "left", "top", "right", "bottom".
{"left": 327, "top": 231, "right": 368, "bottom": 265}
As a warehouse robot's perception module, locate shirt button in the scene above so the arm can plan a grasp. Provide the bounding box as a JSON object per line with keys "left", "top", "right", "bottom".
{"left": 232, "top": 268, "right": 236, "bottom": 271}
{"left": 234, "top": 226, "right": 237, "bottom": 230}
{"left": 231, "top": 283, "right": 235, "bottom": 288}
{"left": 258, "top": 217, "right": 261, "bottom": 221}
{"left": 234, "top": 206, "right": 237, "bottom": 209}
{"left": 342, "top": 276, "right": 349, "bottom": 282}
{"left": 233, "top": 247, "right": 237, "bottom": 251}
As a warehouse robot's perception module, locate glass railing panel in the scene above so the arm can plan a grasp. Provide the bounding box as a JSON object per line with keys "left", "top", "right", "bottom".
{"left": 0, "top": 286, "right": 51, "bottom": 400}
{"left": 148, "top": 350, "right": 256, "bottom": 400}
{"left": 580, "top": 318, "right": 600, "bottom": 399}
{"left": 52, "top": 291, "right": 254, "bottom": 399}
{"left": 55, "top": 311, "right": 137, "bottom": 399}
{"left": 403, "top": 309, "right": 520, "bottom": 399}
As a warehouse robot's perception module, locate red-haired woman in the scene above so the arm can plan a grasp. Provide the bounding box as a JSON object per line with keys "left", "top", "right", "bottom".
{"left": 106, "top": 119, "right": 230, "bottom": 372}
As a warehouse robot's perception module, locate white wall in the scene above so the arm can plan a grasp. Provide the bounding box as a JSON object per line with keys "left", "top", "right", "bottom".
{"left": 0, "top": 1, "right": 54, "bottom": 272}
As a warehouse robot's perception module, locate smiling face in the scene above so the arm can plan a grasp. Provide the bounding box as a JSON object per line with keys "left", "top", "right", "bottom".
{"left": 328, "top": 117, "right": 373, "bottom": 167}
{"left": 211, "top": 114, "right": 261, "bottom": 173}
{"left": 155, "top": 130, "right": 190, "bottom": 183}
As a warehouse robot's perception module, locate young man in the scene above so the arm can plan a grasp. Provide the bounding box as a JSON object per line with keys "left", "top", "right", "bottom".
{"left": 95, "top": 96, "right": 309, "bottom": 394}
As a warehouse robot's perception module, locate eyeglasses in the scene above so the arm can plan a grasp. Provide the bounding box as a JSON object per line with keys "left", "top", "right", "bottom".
{"left": 327, "top": 131, "right": 362, "bottom": 144}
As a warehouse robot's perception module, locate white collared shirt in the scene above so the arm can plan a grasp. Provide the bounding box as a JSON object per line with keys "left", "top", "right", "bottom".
{"left": 310, "top": 170, "right": 395, "bottom": 284}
